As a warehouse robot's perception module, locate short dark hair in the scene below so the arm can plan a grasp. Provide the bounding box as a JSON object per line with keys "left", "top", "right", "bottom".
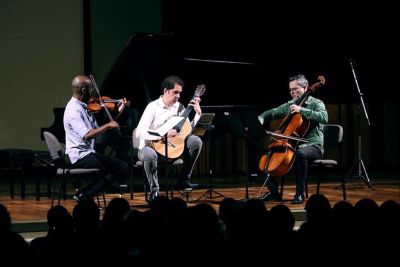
{"left": 161, "top": 75, "right": 184, "bottom": 91}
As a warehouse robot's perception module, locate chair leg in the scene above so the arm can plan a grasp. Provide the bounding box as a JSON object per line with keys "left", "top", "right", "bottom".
{"left": 10, "top": 172, "right": 15, "bottom": 199}
{"left": 342, "top": 175, "right": 346, "bottom": 200}
{"left": 130, "top": 167, "right": 134, "bottom": 200}
{"left": 95, "top": 192, "right": 107, "bottom": 209}
{"left": 316, "top": 164, "right": 322, "bottom": 195}
{"left": 119, "top": 184, "right": 127, "bottom": 198}
{"left": 57, "top": 176, "right": 66, "bottom": 206}
{"left": 62, "top": 177, "right": 67, "bottom": 200}
{"left": 51, "top": 175, "right": 58, "bottom": 207}
{"left": 35, "top": 176, "right": 40, "bottom": 201}
{"left": 280, "top": 176, "right": 285, "bottom": 198}
{"left": 96, "top": 194, "right": 100, "bottom": 206}
{"left": 170, "top": 166, "right": 179, "bottom": 199}
{"left": 46, "top": 175, "right": 52, "bottom": 198}
{"left": 305, "top": 178, "right": 309, "bottom": 199}
{"left": 21, "top": 173, "right": 26, "bottom": 199}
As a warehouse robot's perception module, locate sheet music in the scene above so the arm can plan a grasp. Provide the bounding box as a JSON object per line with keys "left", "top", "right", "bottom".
{"left": 147, "top": 116, "right": 185, "bottom": 137}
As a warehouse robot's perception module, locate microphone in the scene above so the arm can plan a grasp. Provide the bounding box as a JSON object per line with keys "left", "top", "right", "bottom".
{"left": 345, "top": 55, "right": 355, "bottom": 64}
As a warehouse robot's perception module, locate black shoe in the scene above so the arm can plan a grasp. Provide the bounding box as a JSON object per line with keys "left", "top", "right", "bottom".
{"left": 259, "top": 191, "right": 282, "bottom": 201}
{"left": 178, "top": 182, "right": 199, "bottom": 190}
{"left": 73, "top": 192, "right": 84, "bottom": 202}
{"left": 149, "top": 191, "right": 158, "bottom": 202}
{"left": 291, "top": 194, "right": 305, "bottom": 204}
{"left": 73, "top": 194, "right": 81, "bottom": 202}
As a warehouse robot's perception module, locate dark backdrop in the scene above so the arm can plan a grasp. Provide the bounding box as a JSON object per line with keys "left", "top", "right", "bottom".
{"left": 99, "top": 1, "right": 399, "bottom": 173}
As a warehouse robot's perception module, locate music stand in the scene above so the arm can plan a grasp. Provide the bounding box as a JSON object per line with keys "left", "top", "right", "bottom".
{"left": 194, "top": 113, "right": 227, "bottom": 201}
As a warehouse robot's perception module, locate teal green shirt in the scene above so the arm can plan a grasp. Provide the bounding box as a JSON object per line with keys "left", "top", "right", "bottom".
{"left": 258, "top": 96, "right": 328, "bottom": 152}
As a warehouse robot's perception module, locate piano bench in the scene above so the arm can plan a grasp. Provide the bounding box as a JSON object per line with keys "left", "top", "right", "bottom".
{"left": 0, "top": 149, "right": 52, "bottom": 200}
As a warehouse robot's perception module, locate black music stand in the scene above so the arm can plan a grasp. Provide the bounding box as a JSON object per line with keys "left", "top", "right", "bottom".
{"left": 193, "top": 113, "right": 227, "bottom": 201}
{"left": 201, "top": 105, "right": 266, "bottom": 200}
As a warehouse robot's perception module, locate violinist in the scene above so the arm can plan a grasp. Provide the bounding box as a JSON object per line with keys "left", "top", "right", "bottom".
{"left": 258, "top": 74, "right": 328, "bottom": 204}
{"left": 63, "top": 75, "right": 128, "bottom": 201}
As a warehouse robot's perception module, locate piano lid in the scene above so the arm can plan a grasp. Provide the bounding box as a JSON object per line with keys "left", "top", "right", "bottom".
{"left": 101, "top": 33, "right": 179, "bottom": 111}
{"left": 99, "top": 33, "right": 267, "bottom": 113}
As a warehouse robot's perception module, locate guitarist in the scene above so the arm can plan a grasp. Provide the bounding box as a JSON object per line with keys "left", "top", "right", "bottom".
{"left": 135, "top": 75, "right": 203, "bottom": 201}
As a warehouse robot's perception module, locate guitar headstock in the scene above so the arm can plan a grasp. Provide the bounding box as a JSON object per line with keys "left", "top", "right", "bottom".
{"left": 194, "top": 84, "right": 206, "bottom": 97}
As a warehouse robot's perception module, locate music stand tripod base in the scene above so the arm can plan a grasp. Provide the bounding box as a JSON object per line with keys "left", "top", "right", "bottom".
{"left": 196, "top": 170, "right": 227, "bottom": 201}
{"left": 193, "top": 113, "right": 227, "bottom": 201}
{"left": 179, "top": 188, "right": 196, "bottom": 202}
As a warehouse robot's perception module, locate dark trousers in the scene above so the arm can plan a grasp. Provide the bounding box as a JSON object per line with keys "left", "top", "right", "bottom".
{"left": 266, "top": 145, "right": 322, "bottom": 196}
{"left": 72, "top": 152, "right": 128, "bottom": 198}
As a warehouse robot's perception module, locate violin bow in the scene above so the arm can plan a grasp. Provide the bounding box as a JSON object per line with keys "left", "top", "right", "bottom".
{"left": 89, "top": 74, "right": 121, "bottom": 135}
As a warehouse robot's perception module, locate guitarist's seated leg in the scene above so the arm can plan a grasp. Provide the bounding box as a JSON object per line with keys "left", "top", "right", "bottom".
{"left": 138, "top": 147, "right": 160, "bottom": 201}
{"left": 178, "top": 135, "right": 203, "bottom": 189}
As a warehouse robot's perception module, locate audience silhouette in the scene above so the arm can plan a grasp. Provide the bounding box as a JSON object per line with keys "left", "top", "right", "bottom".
{"left": 1, "top": 194, "right": 398, "bottom": 266}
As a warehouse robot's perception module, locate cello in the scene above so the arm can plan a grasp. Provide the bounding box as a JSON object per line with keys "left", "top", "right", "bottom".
{"left": 258, "top": 75, "right": 326, "bottom": 178}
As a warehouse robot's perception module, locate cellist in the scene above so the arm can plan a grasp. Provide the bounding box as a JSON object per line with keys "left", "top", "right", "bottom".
{"left": 258, "top": 74, "right": 328, "bottom": 204}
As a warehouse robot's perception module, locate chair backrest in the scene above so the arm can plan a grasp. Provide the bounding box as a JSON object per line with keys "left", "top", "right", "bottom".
{"left": 132, "top": 128, "right": 141, "bottom": 150}
{"left": 43, "top": 131, "right": 64, "bottom": 161}
{"left": 322, "top": 124, "right": 343, "bottom": 155}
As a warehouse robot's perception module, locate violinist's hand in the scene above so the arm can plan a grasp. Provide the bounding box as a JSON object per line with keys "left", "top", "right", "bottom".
{"left": 190, "top": 97, "right": 202, "bottom": 115}
{"left": 117, "top": 98, "right": 126, "bottom": 113}
{"left": 107, "top": 121, "right": 119, "bottom": 129}
{"left": 290, "top": 104, "right": 301, "bottom": 114}
{"left": 167, "top": 129, "right": 177, "bottom": 138}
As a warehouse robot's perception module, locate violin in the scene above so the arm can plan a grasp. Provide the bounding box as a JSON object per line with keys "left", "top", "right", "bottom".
{"left": 88, "top": 75, "right": 131, "bottom": 130}
{"left": 87, "top": 96, "right": 130, "bottom": 114}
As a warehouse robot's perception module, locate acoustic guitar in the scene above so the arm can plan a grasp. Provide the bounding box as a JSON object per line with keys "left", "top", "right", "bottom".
{"left": 151, "top": 84, "right": 206, "bottom": 158}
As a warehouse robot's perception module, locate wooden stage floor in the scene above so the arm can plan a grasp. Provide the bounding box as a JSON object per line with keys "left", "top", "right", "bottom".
{"left": 2, "top": 179, "right": 399, "bottom": 235}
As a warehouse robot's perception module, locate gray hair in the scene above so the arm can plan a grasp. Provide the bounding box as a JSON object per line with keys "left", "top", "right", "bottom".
{"left": 289, "top": 74, "right": 309, "bottom": 88}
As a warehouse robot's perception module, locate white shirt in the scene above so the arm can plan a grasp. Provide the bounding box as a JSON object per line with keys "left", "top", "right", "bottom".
{"left": 135, "top": 96, "right": 200, "bottom": 149}
{"left": 63, "top": 97, "right": 97, "bottom": 164}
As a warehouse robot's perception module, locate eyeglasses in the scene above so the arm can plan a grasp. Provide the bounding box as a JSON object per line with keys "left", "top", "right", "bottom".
{"left": 289, "top": 86, "right": 303, "bottom": 92}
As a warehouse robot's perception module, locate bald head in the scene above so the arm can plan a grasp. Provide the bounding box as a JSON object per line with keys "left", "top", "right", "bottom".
{"left": 71, "top": 75, "right": 92, "bottom": 102}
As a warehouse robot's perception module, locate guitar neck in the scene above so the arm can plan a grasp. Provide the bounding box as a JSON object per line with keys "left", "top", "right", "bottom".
{"left": 181, "top": 105, "right": 194, "bottom": 118}
{"left": 175, "top": 96, "right": 195, "bottom": 130}
{"left": 175, "top": 84, "right": 205, "bottom": 131}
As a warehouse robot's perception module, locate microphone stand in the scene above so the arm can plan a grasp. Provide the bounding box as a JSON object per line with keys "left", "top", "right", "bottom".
{"left": 344, "top": 58, "right": 373, "bottom": 189}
